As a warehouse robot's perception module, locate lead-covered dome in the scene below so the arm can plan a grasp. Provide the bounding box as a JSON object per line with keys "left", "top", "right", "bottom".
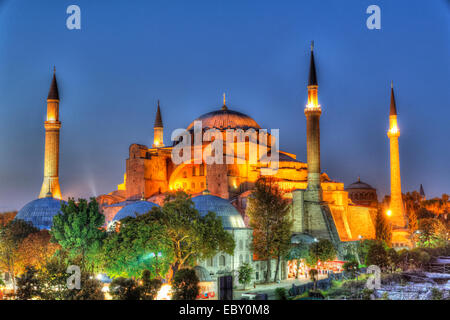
{"left": 345, "top": 178, "right": 375, "bottom": 190}
{"left": 191, "top": 194, "right": 246, "bottom": 229}
{"left": 112, "top": 200, "right": 159, "bottom": 222}
{"left": 15, "top": 197, "right": 67, "bottom": 230}
{"left": 187, "top": 106, "right": 261, "bottom": 131}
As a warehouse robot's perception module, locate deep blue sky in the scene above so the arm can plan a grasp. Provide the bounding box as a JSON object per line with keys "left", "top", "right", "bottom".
{"left": 0, "top": 0, "right": 449, "bottom": 211}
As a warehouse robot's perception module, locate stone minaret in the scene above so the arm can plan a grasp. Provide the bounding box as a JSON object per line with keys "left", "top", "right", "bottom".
{"left": 304, "top": 41, "right": 322, "bottom": 202}
{"left": 387, "top": 82, "right": 405, "bottom": 228}
{"left": 153, "top": 100, "right": 164, "bottom": 147}
{"left": 39, "top": 68, "right": 62, "bottom": 199}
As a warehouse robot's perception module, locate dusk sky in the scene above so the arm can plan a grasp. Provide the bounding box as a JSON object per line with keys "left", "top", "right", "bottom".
{"left": 0, "top": 0, "right": 448, "bottom": 211}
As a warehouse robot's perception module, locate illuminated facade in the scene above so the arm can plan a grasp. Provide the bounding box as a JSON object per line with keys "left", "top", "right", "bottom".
{"left": 98, "top": 43, "right": 377, "bottom": 253}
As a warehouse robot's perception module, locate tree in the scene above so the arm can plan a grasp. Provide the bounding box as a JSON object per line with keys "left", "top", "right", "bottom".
{"left": 375, "top": 207, "right": 392, "bottom": 246}
{"left": 50, "top": 198, "right": 105, "bottom": 269}
{"left": 237, "top": 262, "right": 253, "bottom": 290}
{"left": 38, "top": 252, "right": 72, "bottom": 300}
{"left": 64, "top": 273, "right": 105, "bottom": 300}
{"left": 246, "top": 178, "right": 292, "bottom": 283}
{"left": 152, "top": 191, "right": 234, "bottom": 277}
{"left": 308, "top": 269, "right": 319, "bottom": 291}
{"left": 16, "top": 266, "right": 41, "bottom": 300}
{"left": 16, "top": 230, "right": 60, "bottom": 275}
{"left": 171, "top": 268, "right": 199, "bottom": 300}
{"left": 417, "top": 218, "right": 448, "bottom": 248}
{"left": 110, "top": 277, "right": 141, "bottom": 300}
{"left": 100, "top": 213, "right": 174, "bottom": 279}
{"left": 141, "top": 270, "right": 162, "bottom": 300}
{"left": 365, "top": 241, "right": 388, "bottom": 269}
{"left": 306, "top": 239, "right": 337, "bottom": 267}
{"left": 0, "top": 219, "right": 38, "bottom": 292}
{"left": 386, "top": 248, "right": 399, "bottom": 272}
{"left": 0, "top": 211, "right": 17, "bottom": 227}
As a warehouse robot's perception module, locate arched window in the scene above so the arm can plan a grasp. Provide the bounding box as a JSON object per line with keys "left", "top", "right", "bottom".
{"left": 219, "top": 255, "right": 226, "bottom": 267}
{"left": 239, "top": 255, "right": 243, "bottom": 265}
{"left": 207, "top": 257, "right": 214, "bottom": 267}
{"left": 239, "top": 240, "right": 243, "bottom": 250}
{"left": 245, "top": 255, "right": 250, "bottom": 263}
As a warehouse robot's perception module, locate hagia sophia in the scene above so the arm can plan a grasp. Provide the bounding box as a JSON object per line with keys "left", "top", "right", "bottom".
{"left": 14, "top": 42, "right": 411, "bottom": 282}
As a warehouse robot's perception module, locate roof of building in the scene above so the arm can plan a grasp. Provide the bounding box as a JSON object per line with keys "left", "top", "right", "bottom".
{"left": 112, "top": 200, "right": 159, "bottom": 221}
{"left": 47, "top": 70, "right": 59, "bottom": 100}
{"left": 15, "top": 197, "right": 67, "bottom": 230}
{"left": 154, "top": 100, "right": 163, "bottom": 128}
{"left": 187, "top": 108, "right": 261, "bottom": 131}
{"left": 191, "top": 194, "right": 247, "bottom": 229}
{"left": 345, "top": 177, "right": 375, "bottom": 190}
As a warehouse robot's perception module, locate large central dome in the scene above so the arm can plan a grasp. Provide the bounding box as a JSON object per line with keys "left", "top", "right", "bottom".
{"left": 187, "top": 105, "right": 261, "bottom": 131}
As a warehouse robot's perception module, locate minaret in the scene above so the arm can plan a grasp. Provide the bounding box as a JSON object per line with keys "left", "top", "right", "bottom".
{"left": 304, "top": 41, "right": 322, "bottom": 202}
{"left": 387, "top": 81, "right": 405, "bottom": 228}
{"left": 419, "top": 184, "right": 426, "bottom": 200}
{"left": 39, "top": 68, "right": 62, "bottom": 199}
{"left": 153, "top": 100, "right": 164, "bottom": 147}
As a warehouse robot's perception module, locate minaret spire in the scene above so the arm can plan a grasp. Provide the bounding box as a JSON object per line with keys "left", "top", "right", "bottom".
{"left": 387, "top": 82, "right": 405, "bottom": 230}
{"left": 390, "top": 81, "right": 397, "bottom": 116}
{"left": 39, "top": 69, "right": 62, "bottom": 199}
{"left": 153, "top": 100, "right": 164, "bottom": 147}
{"left": 304, "top": 41, "right": 322, "bottom": 201}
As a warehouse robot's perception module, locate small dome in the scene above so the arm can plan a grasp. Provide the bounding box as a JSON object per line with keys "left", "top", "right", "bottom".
{"left": 15, "top": 197, "right": 67, "bottom": 230}
{"left": 345, "top": 178, "right": 375, "bottom": 190}
{"left": 187, "top": 108, "right": 261, "bottom": 131}
{"left": 291, "top": 233, "right": 316, "bottom": 245}
{"left": 112, "top": 200, "right": 159, "bottom": 221}
{"left": 192, "top": 194, "right": 246, "bottom": 229}
{"left": 194, "top": 266, "right": 212, "bottom": 282}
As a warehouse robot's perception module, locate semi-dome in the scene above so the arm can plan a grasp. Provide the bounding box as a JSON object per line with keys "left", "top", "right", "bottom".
{"left": 112, "top": 200, "right": 159, "bottom": 222}
{"left": 15, "top": 197, "right": 67, "bottom": 230}
{"left": 345, "top": 177, "right": 375, "bottom": 190}
{"left": 187, "top": 107, "right": 261, "bottom": 131}
{"left": 191, "top": 194, "right": 246, "bottom": 229}
{"left": 194, "top": 266, "right": 212, "bottom": 282}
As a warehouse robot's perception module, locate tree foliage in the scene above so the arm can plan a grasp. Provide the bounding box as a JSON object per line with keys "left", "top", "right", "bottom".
{"left": 237, "top": 262, "right": 253, "bottom": 290}
{"left": 100, "top": 212, "right": 174, "bottom": 279}
{"left": 50, "top": 198, "right": 105, "bottom": 268}
{"left": 306, "top": 239, "right": 337, "bottom": 266}
{"left": 152, "top": 191, "right": 234, "bottom": 277}
{"left": 375, "top": 207, "right": 392, "bottom": 246}
{"left": 246, "top": 178, "right": 292, "bottom": 283}
{"left": 171, "top": 268, "right": 200, "bottom": 300}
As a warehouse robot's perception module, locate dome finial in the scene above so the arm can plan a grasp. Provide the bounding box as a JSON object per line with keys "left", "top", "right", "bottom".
{"left": 358, "top": 176, "right": 360, "bottom": 182}
{"left": 203, "top": 177, "right": 210, "bottom": 195}
{"left": 46, "top": 184, "right": 53, "bottom": 198}
{"left": 141, "top": 191, "right": 145, "bottom": 201}
{"left": 221, "top": 93, "right": 228, "bottom": 110}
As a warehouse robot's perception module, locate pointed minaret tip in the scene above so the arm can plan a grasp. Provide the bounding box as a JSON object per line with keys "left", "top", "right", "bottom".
{"left": 390, "top": 81, "right": 397, "bottom": 116}
{"left": 47, "top": 68, "right": 60, "bottom": 100}
{"left": 154, "top": 100, "right": 163, "bottom": 128}
{"left": 308, "top": 42, "right": 318, "bottom": 86}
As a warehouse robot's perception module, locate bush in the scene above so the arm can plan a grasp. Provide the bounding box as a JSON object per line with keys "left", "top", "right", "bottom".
{"left": 110, "top": 278, "right": 141, "bottom": 300}
{"left": 16, "top": 266, "right": 41, "bottom": 300}
{"left": 141, "top": 270, "right": 162, "bottom": 300}
{"left": 430, "top": 288, "right": 443, "bottom": 300}
{"left": 65, "top": 274, "right": 104, "bottom": 300}
{"left": 275, "top": 287, "right": 287, "bottom": 300}
{"left": 171, "top": 268, "right": 199, "bottom": 300}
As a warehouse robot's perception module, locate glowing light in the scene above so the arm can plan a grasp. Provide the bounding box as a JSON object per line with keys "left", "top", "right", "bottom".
{"left": 389, "top": 126, "right": 398, "bottom": 134}
{"left": 156, "top": 284, "right": 172, "bottom": 300}
{"left": 386, "top": 209, "right": 392, "bottom": 217}
{"left": 305, "top": 103, "right": 321, "bottom": 110}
